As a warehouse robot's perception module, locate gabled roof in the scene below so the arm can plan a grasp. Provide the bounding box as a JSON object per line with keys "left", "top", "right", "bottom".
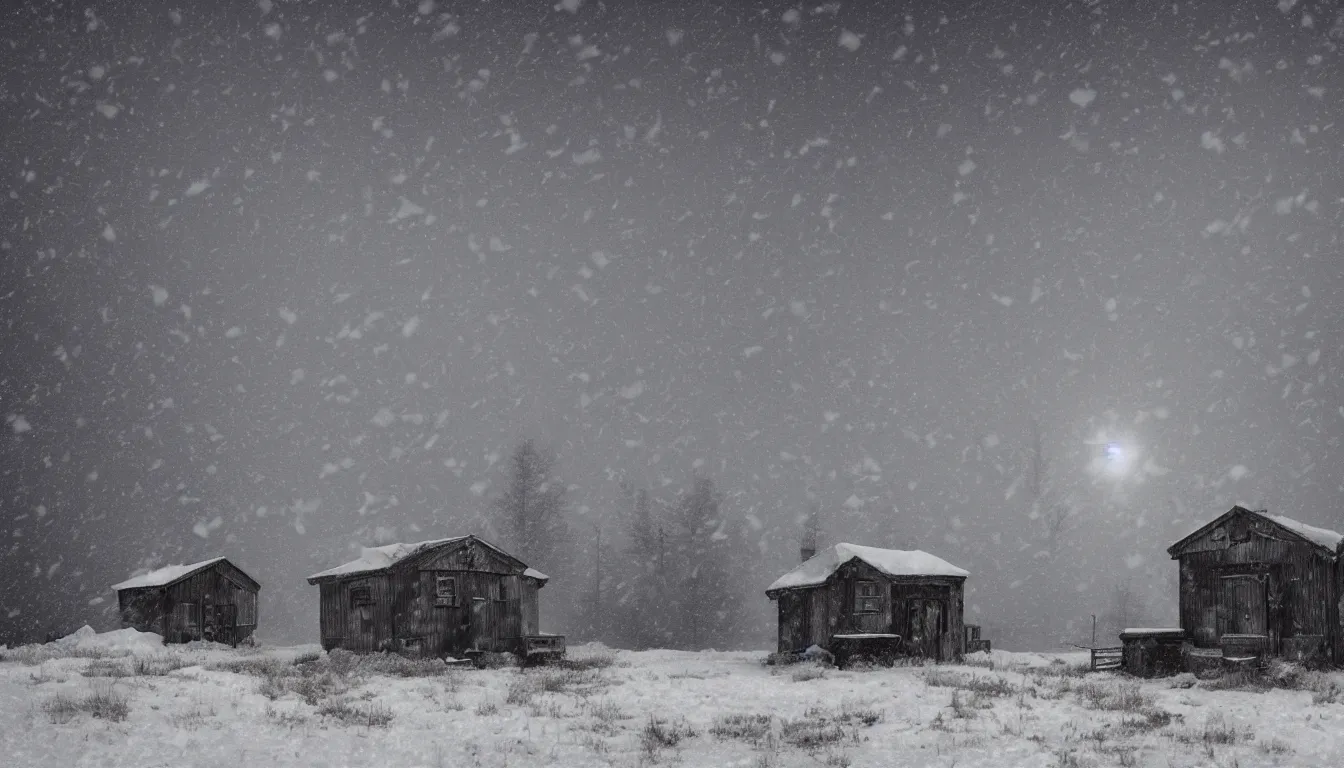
{"left": 1167, "top": 506, "right": 1343, "bottom": 558}
{"left": 306, "top": 534, "right": 542, "bottom": 584}
{"left": 111, "top": 556, "right": 259, "bottom": 592}
{"left": 766, "top": 543, "right": 968, "bottom": 597}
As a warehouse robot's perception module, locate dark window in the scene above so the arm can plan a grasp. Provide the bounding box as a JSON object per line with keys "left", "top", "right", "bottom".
{"left": 498, "top": 579, "right": 513, "bottom": 602}
{"left": 350, "top": 585, "right": 373, "bottom": 606}
{"left": 854, "top": 581, "right": 881, "bottom": 613}
{"left": 435, "top": 575, "right": 456, "bottom": 601}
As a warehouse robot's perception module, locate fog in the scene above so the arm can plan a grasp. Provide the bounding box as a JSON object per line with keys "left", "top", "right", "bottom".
{"left": 2, "top": 0, "right": 1341, "bottom": 652}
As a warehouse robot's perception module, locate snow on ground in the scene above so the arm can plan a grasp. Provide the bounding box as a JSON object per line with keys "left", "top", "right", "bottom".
{"left": 2, "top": 632, "right": 1342, "bottom": 767}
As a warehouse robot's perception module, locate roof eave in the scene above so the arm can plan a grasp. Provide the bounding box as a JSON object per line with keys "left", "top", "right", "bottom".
{"left": 112, "top": 557, "right": 256, "bottom": 592}
{"left": 306, "top": 534, "right": 534, "bottom": 584}
{"left": 1168, "top": 506, "right": 1339, "bottom": 558}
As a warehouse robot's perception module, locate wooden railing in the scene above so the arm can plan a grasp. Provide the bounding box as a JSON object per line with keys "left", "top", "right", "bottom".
{"left": 1090, "top": 646, "right": 1123, "bottom": 671}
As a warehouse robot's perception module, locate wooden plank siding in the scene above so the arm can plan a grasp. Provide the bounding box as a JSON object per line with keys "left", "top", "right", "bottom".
{"left": 116, "top": 559, "right": 259, "bottom": 646}
{"left": 163, "top": 565, "right": 259, "bottom": 646}
{"left": 1172, "top": 508, "right": 1340, "bottom": 665}
{"left": 312, "top": 537, "right": 550, "bottom": 659}
{"left": 1335, "top": 562, "right": 1344, "bottom": 666}
{"left": 117, "top": 589, "right": 167, "bottom": 636}
{"left": 521, "top": 580, "right": 540, "bottom": 636}
{"left": 773, "top": 560, "right": 966, "bottom": 661}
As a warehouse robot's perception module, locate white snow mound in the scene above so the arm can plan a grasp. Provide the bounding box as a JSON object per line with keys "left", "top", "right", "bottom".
{"left": 52, "top": 625, "right": 164, "bottom": 652}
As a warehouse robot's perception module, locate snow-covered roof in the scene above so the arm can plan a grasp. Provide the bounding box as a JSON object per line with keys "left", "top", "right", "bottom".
{"left": 111, "top": 557, "right": 227, "bottom": 591}
{"left": 1268, "top": 514, "right": 1343, "bottom": 552}
{"left": 1171, "top": 507, "right": 1344, "bottom": 556}
{"left": 308, "top": 537, "right": 468, "bottom": 581}
{"left": 523, "top": 567, "right": 550, "bottom": 582}
{"left": 766, "top": 543, "right": 968, "bottom": 595}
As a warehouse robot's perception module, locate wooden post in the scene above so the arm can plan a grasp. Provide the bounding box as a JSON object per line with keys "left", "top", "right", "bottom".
{"left": 1091, "top": 615, "right": 1097, "bottom": 649}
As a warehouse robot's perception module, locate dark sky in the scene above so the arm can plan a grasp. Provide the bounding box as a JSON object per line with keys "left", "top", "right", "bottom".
{"left": 2, "top": 0, "right": 1342, "bottom": 646}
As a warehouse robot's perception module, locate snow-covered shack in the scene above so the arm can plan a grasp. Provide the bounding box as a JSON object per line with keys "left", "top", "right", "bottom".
{"left": 766, "top": 543, "right": 969, "bottom": 662}
{"left": 306, "top": 535, "right": 563, "bottom": 662}
{"left": 111, "top": 557, "right": 260, "bottom": 646}
{"left": 1168, "top": 505, "right": 1343, "bottom": 666}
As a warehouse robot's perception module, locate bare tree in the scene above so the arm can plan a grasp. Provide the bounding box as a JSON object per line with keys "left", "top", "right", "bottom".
{"left": 1019, "top": 419, "right": 1075, "bottom": 648}
{"left": 1104, "top": 580, "right": 1143, "bottom": 634}
{"left": 1027, "top": 419, "right": 1072, "bottom": 552}
{"left": 615, "top": 481, "right": 669, "bottom": 649}
{"left": 671, "top": 477, "right": 738, "bottom": 650}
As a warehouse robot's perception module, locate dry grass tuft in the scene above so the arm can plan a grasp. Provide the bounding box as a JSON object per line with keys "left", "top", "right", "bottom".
{"left": 42, "top": 683, "right": 131, "bottom": 723}
{"left": 317, "top": 699, "right": 393, "bottom": 728}
{"left": 711, "top": 712, "right": 772, "bottom": 742}
{"left": 1075, "top": 681, "right": 1152, "bottom": 712}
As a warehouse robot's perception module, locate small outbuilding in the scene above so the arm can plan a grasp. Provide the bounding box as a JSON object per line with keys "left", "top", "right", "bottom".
{"left": 1167, "top": 505, "right": 1343, "bottom": 667}
{"left": 111, "top": 557, "right": 260, "bottom": 646}
{"left": 307, "top": 535, "right": 564, "bottom": 662}
{"left": 766, "top": 543, "right": 969, "bottom": 663}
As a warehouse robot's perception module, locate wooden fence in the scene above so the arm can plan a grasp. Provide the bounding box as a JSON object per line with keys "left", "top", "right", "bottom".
{"left": 1089, "top": 646, "right": 1123, "bottom": 671}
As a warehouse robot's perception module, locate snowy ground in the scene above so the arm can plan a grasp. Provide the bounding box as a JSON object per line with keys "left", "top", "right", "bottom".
{"left": 2, "top": 630, "right": 1343, "bottom": 767}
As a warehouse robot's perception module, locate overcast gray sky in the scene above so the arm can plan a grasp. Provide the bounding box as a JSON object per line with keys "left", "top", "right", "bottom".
{"left": 2, "top": 0, "right": 1341, "bottom": 646}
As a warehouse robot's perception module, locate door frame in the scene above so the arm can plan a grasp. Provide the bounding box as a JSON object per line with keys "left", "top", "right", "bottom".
{"left": 1219, "top": 573, "right": 1268, "bottom": 639}
{"left": 907, "top": 598, "right": 946, "bottom": 661}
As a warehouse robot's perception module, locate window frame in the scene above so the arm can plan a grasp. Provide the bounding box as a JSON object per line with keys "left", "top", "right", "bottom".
{"left": 497, "top": 578, "right": 514, "bottom": 603}
{"left": 349, "top": 584, "right": 373, "bottom": 607}
{"left": 853, "top": 580, "right": 882, "bottom": 614}
{"left": 434, "top": 574, "right": 457, "bottom": 606}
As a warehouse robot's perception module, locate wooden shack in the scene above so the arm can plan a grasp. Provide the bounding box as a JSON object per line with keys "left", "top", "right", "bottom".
{"left": 111, "top": 557, "right": 260, "bottom": 646}
{"left": 1167, "top": 506, "right": 1343, "bottom": 667}
{"left": 766, "top": 543, "right": 969, "bottom": 662}
{"left": 307, "top": 535, "right": 564, "bottom": 662}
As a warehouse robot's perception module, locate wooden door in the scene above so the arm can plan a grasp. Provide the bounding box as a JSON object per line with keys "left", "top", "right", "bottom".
{"left": 1221, "top": 575, "right": 1267, "bottom": 636}
{"left": 469, "top": 597, "right": 488, "bottom": 650}
{"left": 798, "top": 592, "right": 812, "bottom": 649}
{"left": 214, "top": 605, "right": 237, "bottom": 645}
{"left": 348, "top": 603, "right": 374, "bottom": 651}
{"left": 908, "top": 600, "right": 944, "bottom": 660}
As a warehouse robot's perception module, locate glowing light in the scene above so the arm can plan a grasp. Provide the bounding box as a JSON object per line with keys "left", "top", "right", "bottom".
{"left": 1086, "top": 431, "right": 1141, "bottom": 483}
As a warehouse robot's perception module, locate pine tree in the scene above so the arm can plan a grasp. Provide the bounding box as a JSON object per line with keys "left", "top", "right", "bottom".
{"left": 614, "top": 482, "right": 667, "bottom": 649}
{"left": 670, "top": 477, "right": 739, "bottom": 650}
{"left": 492, "top": 439, "right": 570, "bottom": 572}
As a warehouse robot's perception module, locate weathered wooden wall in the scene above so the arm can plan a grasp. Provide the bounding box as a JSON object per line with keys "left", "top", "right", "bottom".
{"left": 776, "top": 592, "right": 802, "bottom": 652}
{"left": 319, "top": 582, "right": 343, "bottom": 650}
{"left": 163, "top": 565, "right": 259, "bottom": 646}
{"left": 117, "top": 589, "right": 166, "bottom": 635}
{"left": 1336, "top": 563, "right": 1344, "bottom": 666}
{"left": 315, "top": 538, "right": 545, "bottom": 658}
{"left": 521, "top": 579, "right": 540, "bottom": 636}
{"left": 1175, "top": 511, "right": 1337, "bottom": 661}
{"left": 826, "top": 560, "right": 893, "bottom": 636}
{"left": 119, "top": 561, "right": 258, "bottom": 646}
{"left": 773, "top": 562, "right": 966, "bottom": 661}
